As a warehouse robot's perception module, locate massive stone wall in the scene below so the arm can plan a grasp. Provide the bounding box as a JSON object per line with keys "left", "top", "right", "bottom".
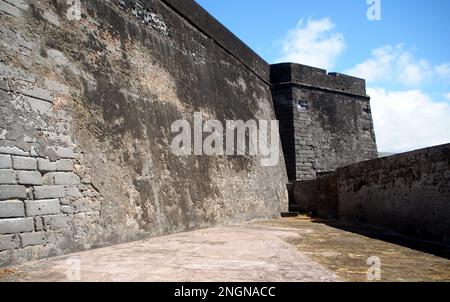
{"left": 271, "top": 63, "right": 378, "bottom": 181}
{"left": 290, "top": 144, "right": 450, "bottom": 244}
{"left": 0, "top": 0, "right": 288, "bottom": 266}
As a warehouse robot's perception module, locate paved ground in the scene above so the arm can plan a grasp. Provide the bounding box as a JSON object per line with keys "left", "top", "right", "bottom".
{"left": 1, "top": 217, "right": 449, "bottom": 282}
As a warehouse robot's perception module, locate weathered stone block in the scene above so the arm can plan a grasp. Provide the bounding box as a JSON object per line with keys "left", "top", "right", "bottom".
{"left": 12, "top": 156, "right": 37, "bottom": 170}
{"left": 0, "top": 0, "right": 21, "bottom": 17}
{"left": 18, "top": 85, "right": 53, "bottom": 103}
{"left": 0, "top": 185, "right": 27, "bottom": 200}
{"left": 43, "top": 215, "right": 68, "bottom": 230}
{"left": 0, "top": 200, "right": 25, "bottom": 218}
{"left": 60, "top": 197, "right": 71, "bottom": 205}
{"left": 17, "top": 171, "right": 43, "bottom": 185}
{"left": 37, "top": 159, "right": 57, "bottom": 172}
{"left": 73, "top": 199, "right": 91, "bottom": 213}
{"left": 33, "top": 185, "right": 65, "bottom": 199}
{"left": 61, "top": 205, "right": 75, "bottom": 214}
{"left": 0, "top": 62, "right": 35, "bottom": 82}
{"left": 44, "top": 80, "right": 69, "bottom": 95}
{"left": 65, "top": 187, "right": 82, "bottom": 198}
{"left": 52, "top": 172, "right": 81, "bottom": 185}
{"left": 34, "top": 217, "right": 43, "bottom": 231}
{"left": 0, "top": 146, "right": 29, "bottom": 156}
{"left": 0, "top": 77, "right": 9, "bottom": 91}
{"left": 0, "top": 234, "right": 20, "bottom": 251}
{"left": 0, "top": 217, "right": 34, "bottom": 234}
{"left": 25, "top": 199, "right": 61, "bottom": 216}
{"left": 56, "top": 159, "right": 74, "bottom": 171}
{"left": 20, "top": 232, "right": 48, "bottom": 247}
{"left": 56, "top": 147, "right": 76, "bottom": 159}
{"left": 3, "top": 0, "right": 28, "bottom": 10}
{"left": 0, "top": 154, "right": 12, "bottom": 169}
{"left": 42, "top": 174, "right": 55, "bottom": 186}
{"left": 26, "top": 96, "right": 52, "bottom": 115}
{"left": 0, "top": 169, "right": 17, "bottom": 184}
{"left": 26, "top": 187, "right": 33, "bottom": 200}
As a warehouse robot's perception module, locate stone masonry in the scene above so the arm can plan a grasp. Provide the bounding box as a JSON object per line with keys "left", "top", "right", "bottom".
{"left": 3, "top": 0, "right": 443, "bottom": 270}
{"left": 0, "top": 72, "right": 101, "bottom": 263}
{"left": 0, "top": 0, "right": 289, "bottom": 266}
{"left": 289, "top": 144, "right": 450, "bottom": 244}
{"left": 271, "top": 63, "right": 378, "bottom": 181}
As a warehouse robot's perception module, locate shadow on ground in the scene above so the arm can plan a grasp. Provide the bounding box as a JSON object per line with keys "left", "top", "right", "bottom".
{"left": 311, "top": 218, "right": 450, "bottom": 260}
{"left": 263, "top": 217, "right": 450, "bottom": 282}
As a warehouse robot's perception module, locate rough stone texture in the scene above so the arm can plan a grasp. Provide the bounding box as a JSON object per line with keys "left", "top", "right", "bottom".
{"left": 12, "top": 83, "right": 53, "bottom": 103}
{"left": 0, "top": 0, "right": 288, "bottom": 266}
{"left": 0, "top": 0, "right": 21, "bottom": 17}
{"left": 338, "top": 144, "right": 450, "bottom": 245}
{"left": 315, "top": 174, "right": 339, "bottom": 219}
{"left": 290, "top": 144, "right": 450, "bottom": 245}
{"left": 37, "top": 159, "right": 57, "bottom": 172}
{"left": 0, "top": 185, "right": 27, "bottom": 200}
{"left": 271, "top": 63, "right": 378, "bottom": 181}
{"left": 34, "top": 217, "right": 43, "bottom": 232}
{"left": 289, "top": 173, "right": 339, "bottom": 219}
{"left": 0, "top": 234, "right": 20, "bottom": 251}
{"left": 24, "top": 199, "right": 61, "bottom": 217}
{"left": 0, "top": 200, "right": 25, "bottom": 218}
{"left": 42, "top": 215, "right": 68, "bottom": 231}
{"left": 60, "top": 205, "right": 74, "bottom": 215}
{"left": 0, "top": 218, "right": 34, "bottom": 234}
{"left": 0, "top": 146, "right": 29, "bottom": 157}
{"left": 0, "top": 169, "right": 17, "bottom": 184}
{"left": 0, "top": 155, "right": 12, "bottom": 169}
{"left": 20, "top": 232, "right": 47, "bottom": 247}
{"left": 56, "top": 159, "right": 73, "bottom": 171}
{"left": 12, "top": 157, "right": 37, "bottom": 171}
{"left": 16, "top": 171, "right": 42, "bottom": 185}
{"left": 290, "top": 180, "right": 317, "bottom": 215}
{"left": 50, "top": 172, "right": 80, "bottom": 186}
{"left": 0, "top": 77, "right": 9, "bottom": 91}
{"left": 33, "top": 186, "right": 65, "bottom": 200}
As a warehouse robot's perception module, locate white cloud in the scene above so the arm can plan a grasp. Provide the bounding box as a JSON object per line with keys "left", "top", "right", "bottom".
{"left": 346, "top": 45, "right": 438, "bottom": 86}
{"left": 369, "top": 87, "right": 450, "bottom": 153}
{"left": 435, "top": 63, "right": 450, "bottom": 79}
{"left": 276, "top": 17, "right": 345, "bottom": 70}
{"left": 444, "top": 93, "right": 450, "bottom": 101}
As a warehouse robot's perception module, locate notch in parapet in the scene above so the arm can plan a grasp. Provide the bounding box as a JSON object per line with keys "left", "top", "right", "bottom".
{"left": 270, "top": 63, "right": 368, "bottom": 97}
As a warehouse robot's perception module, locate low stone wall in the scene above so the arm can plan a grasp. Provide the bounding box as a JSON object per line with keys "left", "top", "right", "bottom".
{"left": 290, "top": 144, "right": 450, "bottom": 244}
{"left": 339, "top": 144, "right": 450, "bottom": 244}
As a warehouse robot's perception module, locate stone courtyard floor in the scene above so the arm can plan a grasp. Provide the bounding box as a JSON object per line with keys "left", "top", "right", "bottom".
{"left": 1, "top": 217, "right": 449, "bottom": 282}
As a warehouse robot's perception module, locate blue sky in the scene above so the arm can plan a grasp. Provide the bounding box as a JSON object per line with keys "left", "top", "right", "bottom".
{"left": 196, "top": 0, "right": 450, "bottom": 153}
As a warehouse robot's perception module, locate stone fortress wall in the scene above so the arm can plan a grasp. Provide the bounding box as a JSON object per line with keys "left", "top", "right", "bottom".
{"left": 0, "top": 0, "right": 290, "bottom": 266}
{"left": 271, "top": 63, "right": 378, "bottom": 181}
{"left": 1, "top": 0, "right": 448, "bottom": 267}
